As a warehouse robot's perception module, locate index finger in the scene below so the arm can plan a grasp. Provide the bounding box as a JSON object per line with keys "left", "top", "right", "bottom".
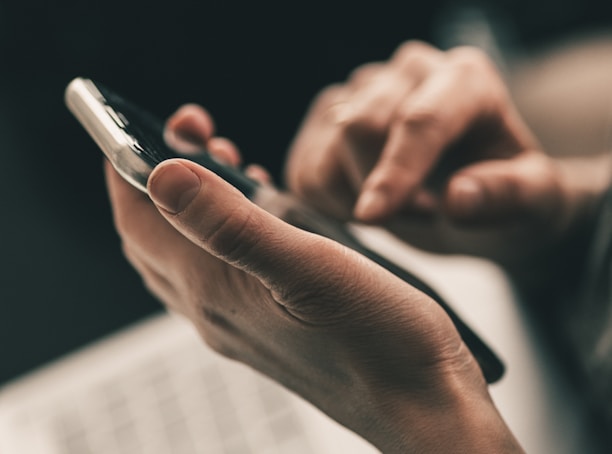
{"left": 354, "top": 48, "right": 507, "bottom": 222}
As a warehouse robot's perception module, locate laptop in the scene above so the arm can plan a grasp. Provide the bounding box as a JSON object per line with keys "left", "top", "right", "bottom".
{"left": 0, "top": 224, "right": 606, "bottom": 453}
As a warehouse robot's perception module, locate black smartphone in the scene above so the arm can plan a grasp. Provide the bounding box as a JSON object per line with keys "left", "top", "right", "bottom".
{"left": 65, "top": 77, "right": 505, "bottom": 383}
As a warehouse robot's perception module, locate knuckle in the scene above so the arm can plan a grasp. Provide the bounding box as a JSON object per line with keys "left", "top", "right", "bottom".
{"left": 330, "top": 91, "right": 394, "bottom": 137}
{"left": 308, "top": 85, "right": 354, "bottom": 123}
{"left": 315, "top": 77, "right": 393, "bottom": 135}
{"left": 392, "top": 40, "right": 438, "bottom": 68}
{"left": 347, "top": 62, "right": 384, "bottom": 85}
{"left": 447, "top": 46, "right": 508, "bottom": 108}
{"left": 395, "top": 105, "right": 446, "bottom": 152}
{"left": 344, "top": 109, "right": 389, "bottom": 137}
{"left": 448, "top": 46, "right": 496, "bottom": 75}
{"left": 313, "top": 84, "right": 345, "bottom": 110}
{"left": 393, "top": 40, "right": 433, "bottom": 60}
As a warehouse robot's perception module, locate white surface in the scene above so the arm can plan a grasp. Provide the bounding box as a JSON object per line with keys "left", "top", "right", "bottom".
{"left": 0, "top": 225, "right": 604, "bottom": 453}
{"left": 0, "top": 313, "right": 377, "bottom": 454}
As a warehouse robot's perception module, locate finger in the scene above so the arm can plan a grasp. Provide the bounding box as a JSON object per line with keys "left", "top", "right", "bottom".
{"left": 354, "top": 49, "right": 505, "bottom": 222}
{"left": 340, "top": 48, "right": 442, "bottom": 188}
{"left": 389, "top": 40, "right": 442, "bottom": 70}
{"left": 443, "top": 152, "right": 564, "bottom": 226}
{"left": 147, "top": 159, "right": 309, "bottom": 274}
{"left": 343, "top": 41, "right": 442, "bottom": 134}
{"left": 146, "top": 158, "right": 399, "bottom": 324}
{"left": 165, "top": 104, "right": 242, "bottom": 166}
{"left": 165, "top": 103, "right": 215, "bottom": 145}
{"left": 284, "top": 85, "right": 360, "bottom": 219}
{"left": 207, "top": 136, "right": 242, "bottom": 167}
{"left": 106, "top": 159, "right": 277, "bottom": 342}
{"left": 343, "top": 70, "right": 417, "bottom": 135}
{"left": 244, "top": 164, "right": 272, "bottom": 184}
{"left": 338, "top": 71, "right": 423, "bottom": 193}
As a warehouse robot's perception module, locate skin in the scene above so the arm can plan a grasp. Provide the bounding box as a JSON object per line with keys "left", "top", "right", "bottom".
{"left": 105, "top": 103, "right": 523, "bottom": 452}
{"left": 104, "top": 41, "right": 610, "bottom": 452}
{"left": 284, "top": 41, "right": 610, "bottom": 275}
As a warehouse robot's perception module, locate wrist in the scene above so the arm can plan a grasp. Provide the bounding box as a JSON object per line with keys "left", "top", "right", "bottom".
{"left": 360, "top": 354, "right": 524, "bottom": 453}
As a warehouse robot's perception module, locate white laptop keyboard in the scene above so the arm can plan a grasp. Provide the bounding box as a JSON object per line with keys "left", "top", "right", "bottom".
{"left": 0, "top": 313, "right": 377, "bottom": 454}
{"left": 48, "top": 351, "right": 314, "bottom": 454}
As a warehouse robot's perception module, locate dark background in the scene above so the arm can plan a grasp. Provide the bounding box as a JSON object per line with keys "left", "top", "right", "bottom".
{"left": 1, "top": 0, "right": 610, "bottom": 384}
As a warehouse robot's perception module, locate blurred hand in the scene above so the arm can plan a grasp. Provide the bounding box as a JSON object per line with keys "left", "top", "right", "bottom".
{"left": 104, "top": 104, "right": 521, "bottom": 453}
{"left": 284, "top": 41, "right": 581, "bottom": 266}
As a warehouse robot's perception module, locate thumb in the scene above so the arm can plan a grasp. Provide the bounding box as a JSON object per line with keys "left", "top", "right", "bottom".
{"left": 145, "top": 158, "right": 376, "bottom": 324}
{"left": 444, "top": 152, "right": 564, "bottom": 226}
{"left": 147, "top": 159, "right": 304, "bottom": 276}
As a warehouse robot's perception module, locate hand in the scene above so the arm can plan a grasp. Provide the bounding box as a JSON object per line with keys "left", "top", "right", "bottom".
{"left": 284, "top": 41, "right": 592, "bottom": 268}
{"left": 105, "top": 105, "right": 522, "bottom": 452}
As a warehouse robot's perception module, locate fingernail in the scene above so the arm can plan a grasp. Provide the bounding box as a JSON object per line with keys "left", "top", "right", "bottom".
{"left": 149, "top": 162, "right": 201, "bottom": 214}
{"left": 449, "top": 176, "right": 484, "bottom": 218}
{"left": 354, "top": 189, "right": 388, "bottom": 221}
